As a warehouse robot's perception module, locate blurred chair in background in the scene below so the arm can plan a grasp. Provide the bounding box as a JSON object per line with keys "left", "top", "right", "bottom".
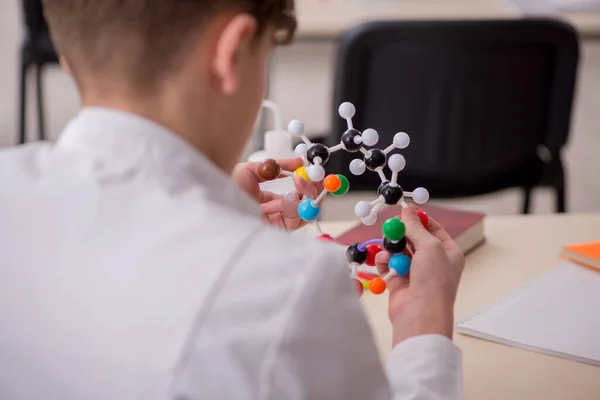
{"left": 19, "top": 0, "right": 59, "bottom": 144}
{"left": 327, "top": 19, "right": 579, "bottom": 214}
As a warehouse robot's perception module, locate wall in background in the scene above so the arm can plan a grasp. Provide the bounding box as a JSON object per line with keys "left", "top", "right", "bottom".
{"left": 269, "top": 41, "right": 337, "bottom": 138}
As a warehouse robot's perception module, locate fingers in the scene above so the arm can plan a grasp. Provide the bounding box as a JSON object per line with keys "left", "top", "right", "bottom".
{"left": 401, "top": 205, "right": 437, "bottom": 250}
{"left": 376, "top": 205, "right": 457, "bottom": 267}
{"left": 259, "top": 191, "right": 280, "bottom": 204}
{"left": 260, "top": 198, "right": 299, "bottom": 218}
{"left": 231, "top": 167, "right": 260, "bottom": 200}
{"left": 375, "top": 251, "right": 391, "bottom": 276}
{"left": 294, "top": 177, "right": 320, "bottom": 199}
{"left": 404, "top": 238, "right": 415, "bottom": 256}
{"left": 276, "top": 157, "right": 305, "bottom": 173}
{"left": 421, "top": 214, "right": 454, "bottom": 246}
{"left": 265, "top": 212, "right": 291, "bottom": 230}
{"left": 414, "top": 209, "right": 462, "bottom": 263}
{"left": 259, "top": 175, "right": 319, "bottom": 205}
{"left": 261, "top": 198, "right": 306, "bottom": 231}
{"left": 260, "top": 177, "right": 319, "bottom": 232}
{"left": 261, "top": 177, "right": 318, "bottom": 216}
{"left": 260, "top": 188, "right": 303, "bottom": 205}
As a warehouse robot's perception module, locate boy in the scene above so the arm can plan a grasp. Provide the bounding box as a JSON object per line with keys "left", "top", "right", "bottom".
{"left": 0, "top": 1, "right": 465, "bottom": 399}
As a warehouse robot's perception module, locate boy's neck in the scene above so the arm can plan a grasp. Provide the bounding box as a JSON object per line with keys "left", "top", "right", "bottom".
{"left": 81, "top": 93, "right": 239, "bottom": 174}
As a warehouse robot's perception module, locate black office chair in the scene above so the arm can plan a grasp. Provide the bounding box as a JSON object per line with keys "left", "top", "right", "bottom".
{"left": 19, "top": 0, "right": 59, "bottom": 144}
{"left": 327, "top": 19, "right": 579, "bottom": 214}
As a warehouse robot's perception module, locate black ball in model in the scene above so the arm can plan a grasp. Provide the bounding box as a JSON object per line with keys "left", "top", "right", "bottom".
{"left": 346, "top": 243, "right": 368, "bottom": 264}
{"left": 378, "top": 181, "right": 390, "bottom": 195}
{"left": 341, "top": 129, "right": 362, "bottom": 152}
{"left": 307, "top": 144, "right": 330, "bottom": 165}
{"left": 364, "top": 149, "right": 386, "bottom": 171}
{"left": 384, "top": 237, "right": 407, "bottom": 254}
{"left": 381, "top": 184, "right": 404, "bottom": 205}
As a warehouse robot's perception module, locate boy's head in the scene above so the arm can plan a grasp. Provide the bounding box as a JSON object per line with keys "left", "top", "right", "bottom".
{"left": 43, "top": 0, "right": 296, "bottom": 172}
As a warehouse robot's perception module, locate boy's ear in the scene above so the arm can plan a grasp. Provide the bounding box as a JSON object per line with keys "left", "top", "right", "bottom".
{"left": 212, "top": 14, "right": 257, "bottom": 94}
{"left": 60, "top": 56, "right": 72, "bottom": 76}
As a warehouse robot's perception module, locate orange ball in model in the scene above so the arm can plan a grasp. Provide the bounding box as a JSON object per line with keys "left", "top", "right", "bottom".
{"left": 323, "top": 174, "right": 342, "bottom": 193}
{"left": 369, "top": 277, "right": 387, "bottom": 295}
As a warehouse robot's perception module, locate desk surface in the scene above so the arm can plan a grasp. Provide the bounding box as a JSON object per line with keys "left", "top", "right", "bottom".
{"left": 295, "top": 0, "right": 600, "bottom": 38}
{"left": 315, "top": 212, "right": 600, "bottom": 400}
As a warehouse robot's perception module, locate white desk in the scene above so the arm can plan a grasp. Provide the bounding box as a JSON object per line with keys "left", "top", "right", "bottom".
{"left": 314, "top": 213, "right": 600, "bottom": 400}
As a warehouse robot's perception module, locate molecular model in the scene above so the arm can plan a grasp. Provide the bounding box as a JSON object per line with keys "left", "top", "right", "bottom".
{"left": 257, "top": 102, "right": 430, "bottom": 297}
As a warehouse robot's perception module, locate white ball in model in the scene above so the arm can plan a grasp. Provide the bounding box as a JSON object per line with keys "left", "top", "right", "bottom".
{"left": 338, "top": 102, "right": 356, "bottom": 119}
{"left": 349, "top": 159, "right": 366, "bottom": 176}
{"left": 412, "top": 187, "right": 430, "bottom": 204}
{"left": 288, "top": 119, "right": 305, "bottom": 136}
{"left": 354, "top": 201, "right": 373, "bottom": 218}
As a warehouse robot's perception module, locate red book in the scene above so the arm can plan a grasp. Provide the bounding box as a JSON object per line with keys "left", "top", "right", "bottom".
{"left": 336, "top": 204, "right": 486, "bottom": 255}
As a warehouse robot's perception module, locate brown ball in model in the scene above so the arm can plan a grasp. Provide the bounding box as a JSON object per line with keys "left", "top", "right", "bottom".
{"left": 258, "top": 158, "right": 281, "bottom": 181}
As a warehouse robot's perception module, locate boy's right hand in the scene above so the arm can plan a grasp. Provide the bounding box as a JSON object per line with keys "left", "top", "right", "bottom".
{"left": 375, "top": 205, "right": 465, "bottom": 346}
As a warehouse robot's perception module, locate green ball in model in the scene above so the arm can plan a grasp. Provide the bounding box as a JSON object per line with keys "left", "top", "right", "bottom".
{"left": 382, "top": 217, "right": 406, "bottom": 242}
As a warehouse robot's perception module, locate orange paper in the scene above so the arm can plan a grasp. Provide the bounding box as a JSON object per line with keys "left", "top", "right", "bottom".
{"left": 561, "top": 241, "right": 600, "bottom": 271}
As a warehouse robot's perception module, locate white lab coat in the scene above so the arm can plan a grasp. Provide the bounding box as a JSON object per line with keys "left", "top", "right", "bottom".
{"left": 0, "top": 108, "right": 462, "bottom": 399}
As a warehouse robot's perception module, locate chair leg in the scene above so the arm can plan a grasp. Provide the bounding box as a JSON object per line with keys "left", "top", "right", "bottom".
{"left": 522, "top": 187, "right": 532, "bottom": 214}
{"left": 36, "top": 63, "right": 46, "bottom": 141}
{"left": 19, "top": 57, "right": 28, "bottom": 144}
{"left": 555, "top": 184, "right": 566, "bottom": 213}
{"left": 554, "top": 161, "right": 566, "bottom": 213}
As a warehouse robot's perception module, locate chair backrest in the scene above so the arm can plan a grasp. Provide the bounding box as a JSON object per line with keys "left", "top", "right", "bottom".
{"left": 327, "top": 19, "right": 579, "bottom": 194}
{"left": 21, "top": 0, "right": 49, "bottom": 37}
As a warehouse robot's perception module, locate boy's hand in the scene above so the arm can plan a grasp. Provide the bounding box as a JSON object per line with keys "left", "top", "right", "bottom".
{"left": 232, "top": 158, "right": 322, "bottom": 230}
{"left": 375, "top": 205, "right": 465, "bottom": 346}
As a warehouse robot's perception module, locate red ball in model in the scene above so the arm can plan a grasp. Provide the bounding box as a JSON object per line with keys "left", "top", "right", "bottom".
{"left": 365, "top": 244, "right": 383, "bottom": 266}
{"left": 417, "top": 210, "right": 429, "bottom": 228}
{"left": 318, "top": 234, "right": 335, "bottom": 242}
{"left": 353, "top": 279, "right": 364, "bottom": 297}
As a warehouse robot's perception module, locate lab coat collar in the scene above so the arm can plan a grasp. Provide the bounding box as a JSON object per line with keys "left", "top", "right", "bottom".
{"left": 56, "top": 107, "right": 262, "bottom": 218}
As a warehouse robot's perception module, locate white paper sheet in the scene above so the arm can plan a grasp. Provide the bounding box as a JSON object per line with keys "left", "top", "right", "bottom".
{"left": 457, "top": 261, "right": 600, "bottom": 366}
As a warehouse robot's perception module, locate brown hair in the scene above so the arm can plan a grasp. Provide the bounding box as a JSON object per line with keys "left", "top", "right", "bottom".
{"left": 42, "top": 0, "right": 296, "bottom": 89}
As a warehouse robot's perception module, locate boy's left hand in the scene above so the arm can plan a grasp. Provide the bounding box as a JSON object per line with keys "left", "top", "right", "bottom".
{"left": 232, "top": 158, "right": 322, "bottom": 231}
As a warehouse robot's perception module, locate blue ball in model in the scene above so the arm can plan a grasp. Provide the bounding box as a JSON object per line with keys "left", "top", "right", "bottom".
{"left": 389, "top": 253, "right": 411, "bottom": 277}
{"left": 298, "top": 199, "right": 321, "bottom": 222}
